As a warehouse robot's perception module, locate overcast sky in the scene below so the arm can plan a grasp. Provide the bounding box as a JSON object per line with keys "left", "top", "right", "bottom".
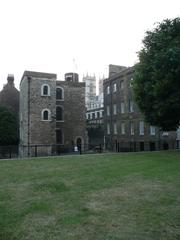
{"left": 0, "top": 0, "right": 179, "bottom": 90}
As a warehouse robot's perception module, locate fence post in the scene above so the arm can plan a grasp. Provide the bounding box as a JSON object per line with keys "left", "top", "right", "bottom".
{"left": 78, "top": 144, "right": 82, "bottom": 155}
{"left": 99, "top": 144, "right": 102, "bottom": 153}
{"left": 9, "top": 146, "right": 12, "bottom": 159}
{"left": 35, "top": 145, "right": 37, "bottom": 157}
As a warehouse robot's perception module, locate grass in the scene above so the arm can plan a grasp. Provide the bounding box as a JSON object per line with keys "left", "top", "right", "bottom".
{"left": 0, "top": 151, "right": 180, "bottom": 240}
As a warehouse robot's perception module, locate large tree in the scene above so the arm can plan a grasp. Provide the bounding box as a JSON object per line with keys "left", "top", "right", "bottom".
{"left": 0, "top": 106, "right": 19, "bottom": 145}
{"left": 133, "top": 18, "right": 180, "bottom": 131}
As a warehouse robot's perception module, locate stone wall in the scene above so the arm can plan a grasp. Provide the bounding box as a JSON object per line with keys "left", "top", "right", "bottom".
{"left": 19, "top": 71, "right": 87, "bottom": 156}
{"left": 56, "top": 80, "right": 87, "bottom": 148}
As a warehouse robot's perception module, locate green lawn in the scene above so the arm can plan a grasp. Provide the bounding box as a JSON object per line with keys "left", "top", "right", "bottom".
{"left": 0, "top": 151, "right": 180, "bottom": 240}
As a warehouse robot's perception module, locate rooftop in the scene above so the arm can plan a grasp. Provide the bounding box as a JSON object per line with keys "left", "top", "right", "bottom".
{"left": 21, "top": 71, "right": 57, "bottom": 81}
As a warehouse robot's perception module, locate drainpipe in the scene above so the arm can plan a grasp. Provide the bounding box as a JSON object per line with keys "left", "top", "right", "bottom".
{"left": 110, "top": 81, "right": 113, "bottom": 150}
{"left": 27, "top": 76, "right": 31, "bottom": 156}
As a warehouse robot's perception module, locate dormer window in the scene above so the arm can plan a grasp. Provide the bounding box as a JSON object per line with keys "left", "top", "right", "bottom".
{"left": 41, "top": 84, "right": 50, "bottom": 96}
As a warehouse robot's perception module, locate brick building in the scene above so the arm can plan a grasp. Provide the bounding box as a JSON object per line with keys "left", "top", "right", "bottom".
{"left": 103, "top": 65, "right": 177, "bottom": 151}
{"left": 86, "top": 106, "right": 104, "bottom": 146}
{"left": 19, "top": 71, "right": 87, "bottom": 156}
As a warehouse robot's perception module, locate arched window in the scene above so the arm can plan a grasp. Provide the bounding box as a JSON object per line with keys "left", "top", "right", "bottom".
{"left": 41, "top": 84, "right": 50, "bottom": 96}
{"left": 56, "top": 129, "right": 63, "bottom": 144}
{"left": 56, "top": 106, "right": 63, "bottom": 121}
{"left": 56, "top": 87, "right": 64, "bottom": 100}
{"left": 41, "top": 109, "right": 51, "bottom": 121}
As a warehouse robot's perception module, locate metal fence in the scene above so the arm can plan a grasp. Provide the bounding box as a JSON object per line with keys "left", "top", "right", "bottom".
{"left": 0, "top": 140, "right": 179, "bottom": 159}
{"left": 105, "top": 140, "right": 179, "bottom": 152}
{"left": 0, "top": 144, "right": 104, "bottom": 159}
{"left": 0, "top": 145, "right": 19, "bottom": 159}
{"left": 18, "top": 144, "right": 104, "bottom": 158}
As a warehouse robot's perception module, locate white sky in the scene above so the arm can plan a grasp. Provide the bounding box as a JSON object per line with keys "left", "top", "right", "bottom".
{"left": 0, "top": 0, "right": 179, "bottom": 90}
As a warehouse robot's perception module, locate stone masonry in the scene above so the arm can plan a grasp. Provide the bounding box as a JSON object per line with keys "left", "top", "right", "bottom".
{"left": 19, "top": 71, "right": 87, "bottom": 157}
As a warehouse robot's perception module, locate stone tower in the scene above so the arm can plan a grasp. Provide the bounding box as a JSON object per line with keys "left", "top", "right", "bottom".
{"left": 82, "top": 74, "right": 96, "bottom": 110}
{"left": 19, "top": 71, "right": 87, "bottom": 157}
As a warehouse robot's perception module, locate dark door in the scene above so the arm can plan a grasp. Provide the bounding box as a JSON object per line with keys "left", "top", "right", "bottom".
{"left": 140, "top": 142, "right": 144, "bottom": 151}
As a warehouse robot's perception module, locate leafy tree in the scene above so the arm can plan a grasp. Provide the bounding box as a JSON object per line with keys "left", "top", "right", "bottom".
{"left": 0, "top": 106, "right": 19, "bottom": 145}
{"left": 133, "top": 18, "right": 180, "bottom": 130}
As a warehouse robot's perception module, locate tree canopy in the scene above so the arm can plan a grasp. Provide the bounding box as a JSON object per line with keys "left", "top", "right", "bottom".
{"left": 133, "top": 18, "right": 180, "bottom": 131}
{"left": 0, "top": 106, "right": 19, "bottom": 145}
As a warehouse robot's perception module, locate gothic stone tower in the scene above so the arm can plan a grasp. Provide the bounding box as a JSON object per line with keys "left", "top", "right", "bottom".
{"left": 19, "top": 71, "right": 87, "bottom": 157}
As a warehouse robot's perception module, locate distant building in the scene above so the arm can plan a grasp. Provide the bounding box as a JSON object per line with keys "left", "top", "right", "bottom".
{"left": 103, "top": 64, "right": 177, "bottom": 151}
{"left": 19, "top": 71, "right": 87, "bottom": 157}
{"left": 83, "top": 74, "right": 105, "bottom": 147}
{"left": 86, "top": 106, "right": 104, "bottom": 146}
{"left": 98, "top": 77, "right": 104, "bottom": 96}
{"left": 83, "top": 74, "right": 96, "bottom": 110}
{"left": 97, "top": 77, "right": 104, "bottom": 108}
{"left": 0, "top": 74, "right": 19, "bottom": 115}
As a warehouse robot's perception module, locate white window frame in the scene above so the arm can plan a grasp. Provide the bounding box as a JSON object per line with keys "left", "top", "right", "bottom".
{"left": 41, "top": 84, "right": 50, "bottom": 96}
{"left": 113, "top": 104, "right": 117, "bottom": 115}
{"left": 41, "top": 108, "right": 51, "bottom": 121}
{"left": 121, "top": 102, "right": 125, "bottom": 114}
{"left": 114, "top": 122, "right": 117, "bottom": 134}
{"left": 139, "top": 121, "right": 144, "bottom": 135}
{"left": 150, "top": 126, "right": 156, "bottom": 136}
{"left": 121, "top": 122, "right": 125, "bottom": 135}
{"left": 130, "top": 122, "right": 134, "bottom": 135}
{"left": 113, "top": 83, "right": 117, "bottom": 93}
{"left": 129, "top": 100, "right": 134, "bottom": 113}
{"left": 107, "top": 86, "right": 110, "bottom": 94}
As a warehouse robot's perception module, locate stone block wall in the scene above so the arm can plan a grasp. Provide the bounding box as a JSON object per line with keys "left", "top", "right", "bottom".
{"left": 19, "top": 71, "right": 87, "bottom": 156}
